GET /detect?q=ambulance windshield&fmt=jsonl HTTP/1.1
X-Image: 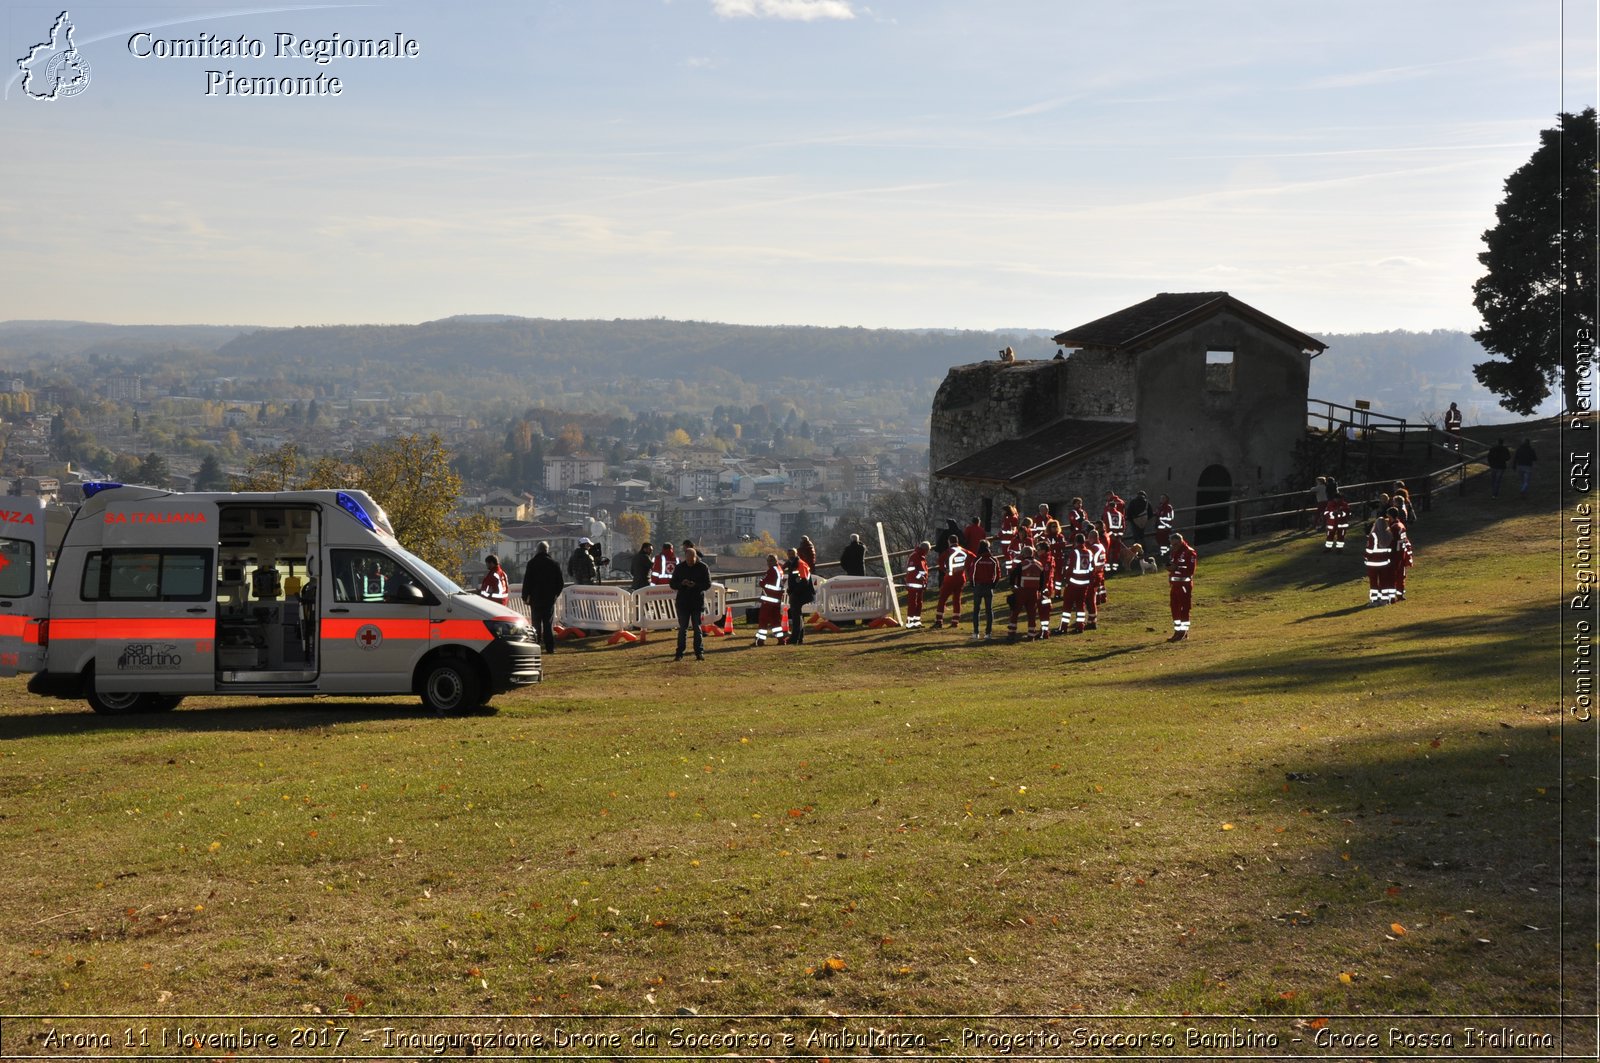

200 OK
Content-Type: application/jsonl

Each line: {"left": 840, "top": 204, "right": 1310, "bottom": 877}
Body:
{"left": 391, "top": 543, "right": 465, "bottom": 595}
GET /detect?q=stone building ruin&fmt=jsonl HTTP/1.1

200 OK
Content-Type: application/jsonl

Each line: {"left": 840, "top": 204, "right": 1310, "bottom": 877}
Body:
{"left": 930, "top": 292, "right": 1327, "bottom": 542}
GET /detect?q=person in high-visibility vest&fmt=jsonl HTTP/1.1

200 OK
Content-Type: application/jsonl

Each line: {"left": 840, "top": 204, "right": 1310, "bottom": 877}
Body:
{"left": 1156, "top": 495, "right": 1176, "bottom": 560}
{"left": 903, "top": 542, "right": 930, "bottom": 629}
{"left": 933, "top": 534, "right": 968, "bottom": 629}
{"left": 754, "top": 553, "right": 785, "bottom": 645}
{"left": 1364, "top": 518, "right": 1393, "bottom": 605}
{"left": 1166, "top": 532, "right": 1198, "bottom": 641}
{"left": 1323, "top": 493, "right": 1350, "bottom": 551}
{"left": 650, "top": 543, "right": 677, "bottom": 586}
{"left": 1101, "top": 492, "right": 1126, "bottom": 572}
{"left": 1385, "top": 508, "right": 1413, "bottom": 603}
{"left": 1063, "top": 533, "right": 1096, "bottom": 634}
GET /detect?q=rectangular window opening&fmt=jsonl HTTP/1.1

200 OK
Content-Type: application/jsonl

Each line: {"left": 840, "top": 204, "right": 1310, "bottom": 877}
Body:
{"left": 1205, "top": 349, "right": 1235, "bottom": 391}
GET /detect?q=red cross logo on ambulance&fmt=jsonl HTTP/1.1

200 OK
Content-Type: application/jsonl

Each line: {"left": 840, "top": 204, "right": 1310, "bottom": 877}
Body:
{"left": 356, "top": 624, "right": 383, "bottom": 650}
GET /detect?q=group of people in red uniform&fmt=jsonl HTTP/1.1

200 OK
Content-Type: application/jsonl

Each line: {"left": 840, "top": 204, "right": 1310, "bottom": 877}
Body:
{"left": 1312, "top": 475, "right": 1418, "bottom": 605}
{"left": 901, "top": 494, "right": 1199, "bottom": 642}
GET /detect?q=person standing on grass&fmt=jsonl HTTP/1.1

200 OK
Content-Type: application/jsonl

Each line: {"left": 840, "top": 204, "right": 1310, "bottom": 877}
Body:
{"left": 1386, "top": 508, "right": 1414, "bottom": 603}
{"left": 932, "top": 533, "right": 968, "bottom": 629}
{"left": 754, "top": 553, "right": 785, "bottom": 646}
{"left": 784, "top": 552, "right": 813, "bottom": 645}
{"left": 1443, "top": 401, "right": 1463, "bottom": 451}
{"left": 670, "top": 546, "right": 712, "bottom": 662}
{"left": 1514, "top": 439, "right": 1537, "bottom": 498}
{"left": 1323, "top": 491, "right": 1350, "bottom": 551}
{"left": 630, "top": 541, "right": 653, "bottom": 590}
{"left": 521, "top": 541, "right": 564, "bottom": 653}
{"left": 477, "top": 554, "right": 509, "bottom": 607}
{"left": 903, "top": 541, "right": 930, "bottom": 629}
{"left": 968, "top": 540, "right": 1000, "bottom": 641}
{"left": 1166, "top": 532, "right": 1197, "bottom": 641}
{"left": 1363, "top": 517, "right": 1393, "bottom": 605}
{"left": 839, "top": 533, "right": 866, "bottom": 576}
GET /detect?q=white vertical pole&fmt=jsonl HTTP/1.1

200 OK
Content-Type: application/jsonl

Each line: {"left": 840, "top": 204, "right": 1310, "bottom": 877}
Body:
{"left": 876, "top": 521, "right": 903, "bottom": 626}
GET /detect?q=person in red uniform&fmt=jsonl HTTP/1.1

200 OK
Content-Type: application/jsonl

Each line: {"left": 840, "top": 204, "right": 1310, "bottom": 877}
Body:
{"left": 903, "top": 541, "right": 930, "bottom": 629}
{"left": 650, "top": 543, "right": 677, "bottom": 586}
{"left": 933, "top": 534, "right": 969, "bottom": 628}
{"left": 1013, "top": 546, "right": 1044, "bottom": 639}
{"left": 1063, "top": 533, "right": 1095, "bottom": 634}
{"left": 1155, "top": 494, "right": 1176, "bottom": 561}
{"left": 963, "top": 516, "right": 986, "bottom": 553}
{"left": 754, "top": 553, "right": 785, "bottom": 644}
{"left": 997, "top": 504, "right": 1019, "bottom": 558}
{"left": 1035, "top": 523, "right": 1060, "bottom": 639}
{"left": 1101, "top": 492, "right": 1126, "bottom": 572}
{"left": 1363, "top": 517, "right": 1393, "bottom": 605}
{"left": 1166, "top": 532, "right": 1197, "bottom": 641}
{"left": 1443, "top": 402, "right": 1463, "bottom": 451}
{"left": 1090, "top": 521, "right": 1110, "bottom": 611}
{"left": 1324, "top": 492, "right": 1350, "bottom": 551}
{"left": 1386, "top": 508, "right": 1413, "bottom": 602}
{"left": 477, "top": 554, "right": 510, "bottom": 606}
{"left": 1065, "top": 497, "right": 1090, "bottom": 538}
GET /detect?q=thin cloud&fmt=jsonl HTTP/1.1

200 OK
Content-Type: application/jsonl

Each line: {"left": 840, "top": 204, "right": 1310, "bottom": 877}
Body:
{"left": 711, "top": 0, "right": 856, "bottom": 21}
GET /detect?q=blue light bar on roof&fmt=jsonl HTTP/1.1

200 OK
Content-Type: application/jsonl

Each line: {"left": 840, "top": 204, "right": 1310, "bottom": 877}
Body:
{"left": 335, "top": 491, "right": 379, "bottom": 532}
{"left": 81, "top": 481, "right": 125, "bottom": 498}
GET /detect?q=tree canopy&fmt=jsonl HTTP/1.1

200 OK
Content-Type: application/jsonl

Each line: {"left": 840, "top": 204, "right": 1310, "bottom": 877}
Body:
{"left": 1471, "top": 108, "right": 1598, "bottom": 414}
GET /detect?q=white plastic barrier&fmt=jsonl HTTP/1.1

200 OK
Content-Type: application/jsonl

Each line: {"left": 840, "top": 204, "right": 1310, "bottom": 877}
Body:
{"left": 814, "top": 575, "right": 895, "bottom": 623}
{"left": 555, "top": 585, "right": 635, "bottom": 636}
{"left": 634, "top": 584, "right": 731, "bottom": 633}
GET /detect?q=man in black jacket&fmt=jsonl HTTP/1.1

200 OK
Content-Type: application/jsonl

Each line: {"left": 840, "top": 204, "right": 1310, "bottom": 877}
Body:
{"left": 521, "top": 541, "right": 565, "bottom": 652}
{"left": 630, "top": 542, "right": 653, "bottom": 589}
{"left": 1486, "top": 439, "right": 1511, "bottom": 497}
{"left": 670, "top": 546, "right": 713, "bottom": 661}
{"left": 839, "top": 533, "right": 866, "bottom": 576}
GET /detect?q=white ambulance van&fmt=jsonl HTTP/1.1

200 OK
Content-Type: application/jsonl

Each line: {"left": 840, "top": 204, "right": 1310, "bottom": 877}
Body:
{"left": 3, "top": 483, "right": 541, "bottom": 714}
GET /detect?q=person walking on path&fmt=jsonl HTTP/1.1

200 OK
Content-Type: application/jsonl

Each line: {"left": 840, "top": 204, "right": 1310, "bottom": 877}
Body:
{"left": 1486, "top": 439, "right": 1511, "bottom": 498}
{"left": 1514, "top": 439, "right": 1537, "bottom": 498}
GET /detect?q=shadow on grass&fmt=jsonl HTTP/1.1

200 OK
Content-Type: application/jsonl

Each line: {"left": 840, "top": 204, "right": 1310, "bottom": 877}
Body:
{"left": 1208, "top": 716, "right": 1589, "bottom": 1013}
{"left": 0, "top": 699, "right": 494, "bottom": 739}
{"left": 1145, "top": 600, "right": 1553, "bottom": 694}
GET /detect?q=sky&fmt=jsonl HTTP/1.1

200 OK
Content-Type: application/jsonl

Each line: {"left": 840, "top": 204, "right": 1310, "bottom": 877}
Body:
{"left": 1, "top": 0, "right": 1594, "bottom": 336}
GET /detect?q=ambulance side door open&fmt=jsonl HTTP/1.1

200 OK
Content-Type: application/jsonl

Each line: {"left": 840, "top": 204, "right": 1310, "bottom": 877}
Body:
{"left": 316, "top": 546, "right": 436, "bottom": 693}
{"left": 0, "top": 497, "right": 49, "bottom": 677}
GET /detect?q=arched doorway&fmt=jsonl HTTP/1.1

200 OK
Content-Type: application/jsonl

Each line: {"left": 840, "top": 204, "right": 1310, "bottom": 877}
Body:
{"left": 1195, "top": 465, "right": 1232, "bottom": 545}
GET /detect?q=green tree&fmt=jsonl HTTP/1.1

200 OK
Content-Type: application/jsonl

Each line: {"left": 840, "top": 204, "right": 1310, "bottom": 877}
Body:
{"left": 135, "top": 452, "right": 171, "bottom": 488}
{"left": 1472, "top": 108, "right": 1598, "bottom": 413}
{"left": 194, "top": 452, "right": 227, "bottom": 491}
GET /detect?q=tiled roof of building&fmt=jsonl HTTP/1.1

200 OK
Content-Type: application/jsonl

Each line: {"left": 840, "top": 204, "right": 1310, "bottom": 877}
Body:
{"left": 1052, "top": 292, "right": 1326, "bottom": 354}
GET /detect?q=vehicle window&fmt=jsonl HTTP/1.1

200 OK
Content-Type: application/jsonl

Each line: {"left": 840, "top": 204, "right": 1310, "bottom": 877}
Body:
{"left": 82, "top": 549, "right": 213, "bottom": 602}
{"left": 0, "top": 537, "right": 34, "bottom": 598}
{"left": 329, "top": 549, "right": 428, "bottom": 606}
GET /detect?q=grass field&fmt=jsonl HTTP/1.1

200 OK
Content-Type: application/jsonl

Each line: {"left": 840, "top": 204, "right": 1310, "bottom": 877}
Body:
{"left": 0, "top": 455, "right": 1592, "bottom": 1056}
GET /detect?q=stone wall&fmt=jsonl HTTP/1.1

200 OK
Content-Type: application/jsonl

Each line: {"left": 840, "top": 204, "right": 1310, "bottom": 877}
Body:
{"left": 929, "top": 360, "right": 1067, "bottom": 474}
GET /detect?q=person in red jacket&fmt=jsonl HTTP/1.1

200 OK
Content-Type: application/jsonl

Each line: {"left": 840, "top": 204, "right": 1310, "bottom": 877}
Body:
{"left": 1101, "top": 492, "right": 1126, "bottom": 572}
{"left": 1013, "top": 546, "right": 1044, "bottom": 639}
{"left": 1065, "top": 496, "right": 1090, "bottom": 538}
{"left": 1364, "top": 517, "right": 1393, "bottom": 605}
{"left": 477, "top": 554, "right": 510, "bottom": 606}
{"left": 933, "top": 534, "right": 969, "bottom": 628}
{"left": 1386, "top": 508, "right": 1413, "bottom": 602}
{"left": 1035, "top": 522, "right": 1060, "bottom": 639}
{"left": 796, "top": 535, "right": 817, "bottom": 573}
{"left": 963, "top": 516, "right": 986, "bottom": 553}
{"left": 997, "top": 504, "right": 1019, "bottom": 558}
{"left": 903, "top": 541, "right": 930, "bottom": 629}
{"left": 968, "top": 540, "right": 1002, "bottom": 640}
{"left": 650, "top": 543, "right": 677, "bottom": 586}
{"left": 1166, "top": 532, "right": 1197, "bottom": 641}
{"left": 754, "top": 553, "right": 785, "bottom": 645}
{"left": 1323, "top": 492, "right": 1350, "bottom": 551}
{"left": 1063, "top": 533, "right": 1096, "bottom": 634}
{"left": 1155, "top": 494, "right": 1176, "bottom": 561}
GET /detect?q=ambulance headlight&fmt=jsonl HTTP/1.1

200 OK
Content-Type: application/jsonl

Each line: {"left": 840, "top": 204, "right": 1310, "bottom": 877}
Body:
{"left": 484, "top": 619, "right": 535, "bottom": 643}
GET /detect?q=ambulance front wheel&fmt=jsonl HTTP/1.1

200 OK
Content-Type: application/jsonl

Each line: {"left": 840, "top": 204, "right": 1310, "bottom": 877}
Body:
{"left": 420, "top": 658, "right": 483, "bottom": 714}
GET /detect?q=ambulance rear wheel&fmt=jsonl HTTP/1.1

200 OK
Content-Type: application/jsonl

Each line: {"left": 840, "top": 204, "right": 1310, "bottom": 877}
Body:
{"left": 420, "top": 659, "right": 482, "bottom": 714}
{"left": 87, "top": 688, "right": 161, "bottom": 715}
